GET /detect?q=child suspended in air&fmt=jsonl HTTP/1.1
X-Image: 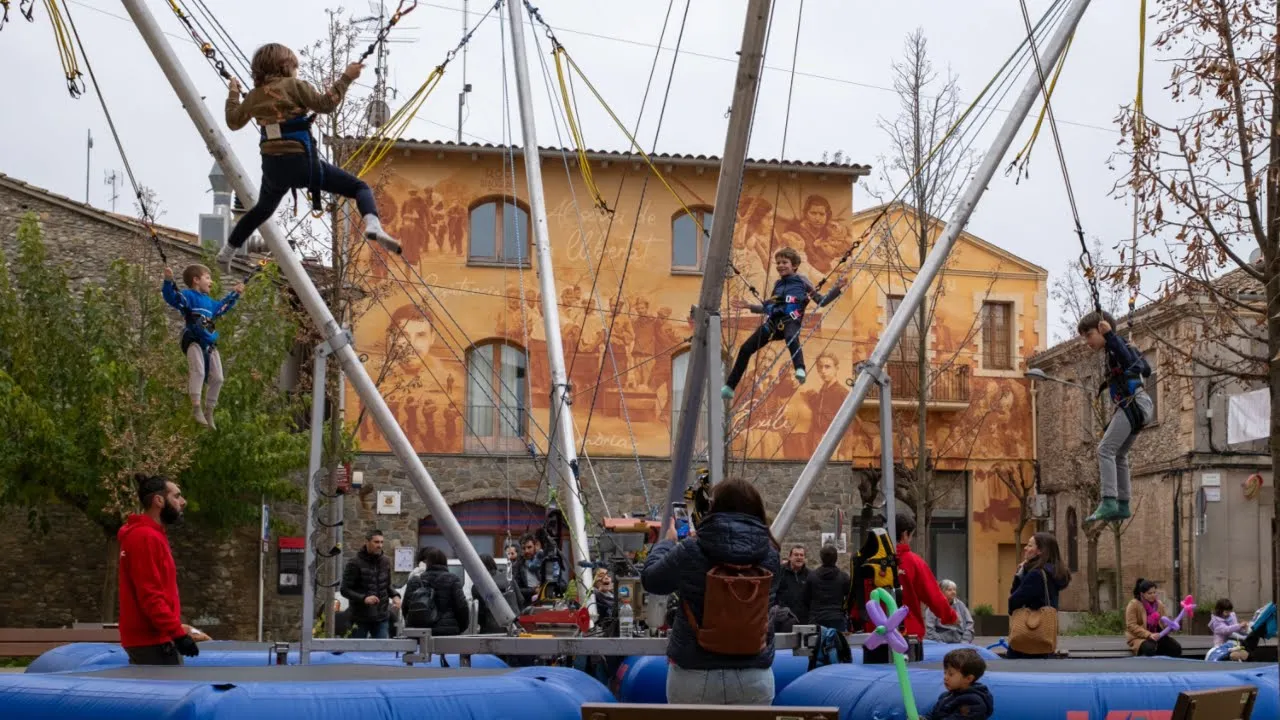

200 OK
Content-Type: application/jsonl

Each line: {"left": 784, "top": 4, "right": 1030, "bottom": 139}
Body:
{"left": 217, "top": 43, "right": 400, "bottom": 268}
{"left": 162, "top": 265, "right": 242, "bottom": 429}
{"left": 721, "top": 247, "right": 846, "bottom": 399}
{"left": 1077, "top": 311, "right": 1153, "bottom": 524}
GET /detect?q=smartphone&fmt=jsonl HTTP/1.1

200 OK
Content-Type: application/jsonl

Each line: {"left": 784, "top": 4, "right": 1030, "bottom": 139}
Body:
{"left": 672, "top": 502, "right": 690, "bottom": 539}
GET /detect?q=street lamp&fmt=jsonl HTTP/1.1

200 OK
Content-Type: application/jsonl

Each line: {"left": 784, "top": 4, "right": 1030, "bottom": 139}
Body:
{"left": 1024, "top": 368, "right": 1090, "bottom": 393}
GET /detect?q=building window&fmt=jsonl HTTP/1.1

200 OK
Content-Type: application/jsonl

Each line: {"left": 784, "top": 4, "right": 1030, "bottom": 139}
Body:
{"left": 670, "top": 350, "right": 724, "bottom": 449}
{"left": 1065, "top": 506, "right": 1079, "bottom": 572}
{"left": 465, "top": 341, "right": 529, "bottom": 453}
{"left": 469, "top": 198, "right": 531, "bottom": 265}
{"left": 982, "top": 301, "right": 1014, "bottom": 370}
{"left": 886, "top": 294, "right": 922, "bottom": 363}
{"left": 418, "top": 499, "right": 570, "bottom": 565}
{"left": 672, "top": 207, "right": 713, "bottom": 271}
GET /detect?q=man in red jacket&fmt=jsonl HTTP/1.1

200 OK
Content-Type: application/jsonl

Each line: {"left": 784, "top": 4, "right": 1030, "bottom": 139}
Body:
{"left": 118, "top": 474, "right": 199, "bottom": 665}
{"left": 894, "top": 512, "right": 957, "bottom": 639}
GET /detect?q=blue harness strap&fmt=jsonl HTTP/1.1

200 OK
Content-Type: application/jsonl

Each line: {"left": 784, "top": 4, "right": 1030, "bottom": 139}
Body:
{"left": 260, "top": 113, "right": 323, "bottom": 213}
{"left": 179, "top": 310, "right": 217, "bottom": 387}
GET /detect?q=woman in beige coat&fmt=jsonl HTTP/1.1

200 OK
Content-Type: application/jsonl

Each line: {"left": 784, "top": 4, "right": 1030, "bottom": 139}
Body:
{"left": 1124, "top": 578, "right": 1182, "bottom": 657}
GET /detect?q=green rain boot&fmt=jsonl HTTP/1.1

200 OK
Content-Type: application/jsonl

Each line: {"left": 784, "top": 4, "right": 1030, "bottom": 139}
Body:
{"left": 1085, "top": 497, "right": 1122, "bottom": 525}
{"left": 721, "top": 385, "right": 735, "bottom": 400}
{"left": 1116, "top": 499, "right": 1132, "bottom": 520}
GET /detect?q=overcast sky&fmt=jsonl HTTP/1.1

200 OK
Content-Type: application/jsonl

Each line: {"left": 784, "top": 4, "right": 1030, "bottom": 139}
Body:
{"left": 1, "top": 0, "right": 1170, "bottom": 340}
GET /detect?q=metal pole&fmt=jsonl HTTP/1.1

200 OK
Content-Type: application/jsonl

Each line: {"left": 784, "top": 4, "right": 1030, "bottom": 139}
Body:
{"left": 771, "top": 0, "right": 1094, "bottom": 538}
{"left": 876, "top": 369, "right": 897, "bottom": 544}
{"left": 301, "top": 344, "right": 328, "bottom": 665}
{"left": 120, "top": 0, "right": 516, "bottom": 628}
{"left": 85, "top": 130, "right": 92, "bottom": 204}
{"left": 664, "top": 0, "right": 774, "bottom": 531}
{"left": 706, "top": 313, "right": 725, "bottom": 485}
{"left": 505, "top": 0, "right": 592, "bottom": 607}
{"left": 257, "top": 496, "right": 266, "bottom": 642}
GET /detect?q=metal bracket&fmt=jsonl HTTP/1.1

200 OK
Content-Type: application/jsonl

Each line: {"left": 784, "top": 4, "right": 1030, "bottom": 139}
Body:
{"left": 317, "top": 329, "right": 354, "bottom": 358}
{"left": 856, "top": 360, "right": 890, "bottom": 387}
{"left": 792, "top": 624, "right": 819, "bottom": 658}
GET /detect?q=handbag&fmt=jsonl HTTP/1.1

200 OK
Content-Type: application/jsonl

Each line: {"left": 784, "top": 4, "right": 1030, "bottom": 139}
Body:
{"left": 1008, "top": 568, "right": 1058, "bottom": 655}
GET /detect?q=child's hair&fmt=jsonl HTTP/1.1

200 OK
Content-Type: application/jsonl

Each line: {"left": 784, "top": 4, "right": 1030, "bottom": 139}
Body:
{"left": 774, "top": 247, "right": 802, "bottom": 267}
{"left": 1132, "top": 577, "right": 1157, "bottom": 599}
{"left": 942, "top": 648, "right": 986, "bottom": 680}
{"left": 182, "top": 264, "right": 211, "bottom": 288}
{"left": 1215, "top": 598, "right": 1234, "bottom": 616}
{"left": 1076, "top": 310, "right": 1118, "bottom": 336}
{"left": 250, "top": 43, "right": 299, "bottom": 86}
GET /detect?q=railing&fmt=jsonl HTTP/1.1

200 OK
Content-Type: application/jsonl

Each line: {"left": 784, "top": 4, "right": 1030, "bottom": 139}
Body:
{"left": 868, "top": 361, "right": 970, "bottom": 405}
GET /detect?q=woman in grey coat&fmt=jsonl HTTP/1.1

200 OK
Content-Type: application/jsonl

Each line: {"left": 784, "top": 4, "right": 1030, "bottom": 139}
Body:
{"left": 924, "top": 579, "right": 974, "bottom": 644}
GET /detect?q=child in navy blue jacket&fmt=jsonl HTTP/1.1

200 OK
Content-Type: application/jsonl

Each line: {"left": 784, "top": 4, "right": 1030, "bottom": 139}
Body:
{"left": 1077, "top": 311, "right": 1153, "bottom": 524}
{"left": 722, "top": 247, "right": 845, "bottom": 399}
{"left": 923, "top": 648, "right": 994, "bottom": 720}
{"left": 163, "top": 264, "right": 242, "bottom": 429}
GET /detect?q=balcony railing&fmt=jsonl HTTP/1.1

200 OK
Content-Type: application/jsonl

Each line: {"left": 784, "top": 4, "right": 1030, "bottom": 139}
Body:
{"left": 868, "top": 361, "right": 970, "bottom": 406}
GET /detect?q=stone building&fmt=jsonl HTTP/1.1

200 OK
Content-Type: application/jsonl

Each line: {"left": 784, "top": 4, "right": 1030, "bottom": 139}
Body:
{"left": 1030, "top": 269, "right": 1275, "bottom": 613}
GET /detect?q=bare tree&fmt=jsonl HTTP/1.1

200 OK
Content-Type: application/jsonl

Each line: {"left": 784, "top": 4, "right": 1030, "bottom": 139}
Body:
{"left": 996, "top": 462, "right": 1037, "bottom": 549}
{"left": 868, "top": 28, "right": 981, "bottom": 560}
{"left": 1050, "top": 238, "right": 1127, "bottom": 342}
{"left": 1114, "top": 0, "right": 1278, "bottom": 620}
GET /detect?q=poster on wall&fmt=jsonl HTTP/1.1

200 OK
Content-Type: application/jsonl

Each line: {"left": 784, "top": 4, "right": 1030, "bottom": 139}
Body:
{"left": 277, "top": 536, "right": 304, "bottom": 595}
{"left": 820, "top": 532, "right": 848, "bottom": 554}
{"left": 394, "top": 546, "right": 415, "bottom": 573}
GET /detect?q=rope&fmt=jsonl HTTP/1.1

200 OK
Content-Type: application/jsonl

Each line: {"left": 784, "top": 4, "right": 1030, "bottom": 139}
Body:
{"left": 185, "top": 0, "right": 252, "bottom": 81}
{"left": 43, "top": 0, "right": 85, "bottom": 97}
{"left": 61, "top": 0, "right": 166, "bottom": 263}
{"left": 1127, "top": 0, "right": 1148, "bottom": 326}
{"left": 356, "top": 0, "right": 416, "bottom": 64}
{"left": 1004, "top": 33, "right": 1074, "bottom": 181}
{"left": 165, "top": 0, "right": 242, "bottom": 85}
{"left": 553, "top": 46, "right": 611, "bottom": 212}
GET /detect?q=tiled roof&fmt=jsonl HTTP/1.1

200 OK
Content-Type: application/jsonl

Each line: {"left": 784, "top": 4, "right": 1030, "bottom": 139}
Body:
{"left": 333, "top": 137, "right": 872, "bottom": 177}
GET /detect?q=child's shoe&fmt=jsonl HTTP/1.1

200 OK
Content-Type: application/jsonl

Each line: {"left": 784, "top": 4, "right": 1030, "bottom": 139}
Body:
{"left": 364, "top": 214, "right": 402, "bottom": 255}
{"left": 193, "top": 404, "right": 209, "bottom": 427}
{"left": 1117, "top": 499, "right": 1131, "bottom": 519}
{"left": 215, "top": 243, "right": 237, "bottom": 271}
{"left": 795, "top": 368, "right": 807, "bottom": 384}
{"left": 204, "top": 403, "right": 217, "bottom": 431}
{"left": 1085, "top": 497, "right": 1122, "bottom": 525}
{"left": 721, "top": 385, "right": 734, "bottom": 400}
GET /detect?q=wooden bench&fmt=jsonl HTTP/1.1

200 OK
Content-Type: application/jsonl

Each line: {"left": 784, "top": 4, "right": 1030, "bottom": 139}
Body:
{"left": 0, "top": 627, "right": 120, "bottom": 657}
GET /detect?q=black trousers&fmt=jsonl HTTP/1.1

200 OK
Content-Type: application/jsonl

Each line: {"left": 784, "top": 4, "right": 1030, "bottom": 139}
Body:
{"left": 725, "top": 318, "right": 804, "bottom": 389}
{"left": 1137, "top": 634, "right": 1182, "bottom": 658}
{"left": 228, "top": 154, "right": 377, "bottom": 248}
{"left": 125, "top": 641, "right": 183, "bottom": 666}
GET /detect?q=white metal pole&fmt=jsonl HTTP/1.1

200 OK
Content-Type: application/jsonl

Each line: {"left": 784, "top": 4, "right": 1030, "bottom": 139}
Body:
{"left": 300, "top": 345, "right": 327, "bottom": 665}
{"left": 665, "top": 0, "right": 774, "bottom": 531}
{"left": 120, "top": 0, "right": 517, "bottom": 627}
{"left": 771, "top": 0, "right": 1094, "bottom": 539}
{"left": 505, "top": 0, "right": 592, "bottom": 607}
{"left": 257, "top": 496, "right": 266, "bottom": 642}
{"left": 877, "top": 371, "right": 897, "bottom": 544}
{"left": 706, "top": 313, "right": 726, "bottom": 485}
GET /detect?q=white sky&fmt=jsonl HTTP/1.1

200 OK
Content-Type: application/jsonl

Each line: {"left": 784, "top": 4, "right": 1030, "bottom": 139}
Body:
{"left": 0, "top": 0, "right": 1172, "bottom": 340}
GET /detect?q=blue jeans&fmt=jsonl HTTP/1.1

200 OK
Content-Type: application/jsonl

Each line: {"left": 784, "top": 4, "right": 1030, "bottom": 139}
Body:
{"left": 227, "top": 153, "right": 377, "bottom": 248}
{"left": 666, "top": 664, "right": 775, "bottom": 705}
{"left": 350, "top": 619, "right": 389, "bottom": 639}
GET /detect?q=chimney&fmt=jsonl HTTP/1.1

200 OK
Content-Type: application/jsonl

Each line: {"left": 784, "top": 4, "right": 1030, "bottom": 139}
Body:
{"left": 199, "top": 163, "right": 264, "bottom": 254}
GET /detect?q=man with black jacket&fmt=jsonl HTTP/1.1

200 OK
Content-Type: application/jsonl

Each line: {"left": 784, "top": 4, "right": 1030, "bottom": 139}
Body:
{"left": 775, "top": 545, "right": 810, "bottom": 624}
{"left": 340, "top": 530, "right": 399, "bottom": 639}
{"left": 803, "top": 543, "right": 851, "bottom": 631}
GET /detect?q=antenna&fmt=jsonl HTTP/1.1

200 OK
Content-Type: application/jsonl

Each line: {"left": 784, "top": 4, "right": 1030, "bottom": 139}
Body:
{"left": 103, "top": 169, "right": 121, "bottom": 212}
{"left": 457, "top": 0, "right": 471, "bottom": 142}
{"left": 354, "top": 0, "right": 413, "bottom": 129}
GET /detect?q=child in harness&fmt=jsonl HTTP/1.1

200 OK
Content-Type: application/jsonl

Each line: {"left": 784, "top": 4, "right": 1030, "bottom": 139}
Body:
{"left": 162, "top": 264, "right": 242, "bottom": 429}
{"left": 1077, "top": 311, "right": 1153, "bottom": 525}
{"left": 218, "top": 43, "right": 400, "bottom": 269}
{"left": 721, "top": 247, "right": 846, "bottom": 399}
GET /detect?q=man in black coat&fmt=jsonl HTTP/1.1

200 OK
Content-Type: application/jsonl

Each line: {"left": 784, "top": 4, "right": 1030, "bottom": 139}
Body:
{"left": 774, "top": 545, "right": 810, "bottom": 624}
{"left": 340, "top": 530, "right": 399, "bottom": 639}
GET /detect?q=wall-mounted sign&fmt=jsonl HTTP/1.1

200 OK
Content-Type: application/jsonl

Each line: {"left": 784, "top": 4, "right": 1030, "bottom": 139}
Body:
{"left": 277, "top": 536, "right": 304, "bottom": 595}
{"left": 377, "top": 490, "right": 401, "bottom": 515}
{"left": 394, "top": 546, "right": 415, "bottom": 573}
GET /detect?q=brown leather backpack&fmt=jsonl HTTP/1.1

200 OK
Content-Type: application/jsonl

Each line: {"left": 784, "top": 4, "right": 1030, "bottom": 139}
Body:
{"left": 682, "top": 562, "right": 772, "bottom": 655}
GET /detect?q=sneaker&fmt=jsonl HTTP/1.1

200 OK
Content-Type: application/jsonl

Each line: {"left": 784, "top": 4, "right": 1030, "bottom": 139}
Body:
{"left": 204, "top": 404, "right": 217, "bottom": 431}
{"left": 795, "top": 368, "right": 807, "bottom": 384}
{"left": 364, "top": 214, "right": 402, "bottom": 255}
{"left": 215, "top": 243, "right": 237, "bottom": 271}
{"left": 1085, "top": 497, "right": 1122, "bottom": 525}
{"left": 1116, "top": 499, "right": 1131, "bottom": 519}
{"left": 193, "top": 405, "right": 209, "bottom": 427}
{"left": 720, "top": 384, "right": 735, "bottom": 400}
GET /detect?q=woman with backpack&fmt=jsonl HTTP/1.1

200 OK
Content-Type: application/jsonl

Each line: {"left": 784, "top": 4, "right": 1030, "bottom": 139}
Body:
{"left": 641, "top": 478, "right": 781, "bottom": 705}
{"left": 403, "top": 547, "right": 469, "bottom": 635}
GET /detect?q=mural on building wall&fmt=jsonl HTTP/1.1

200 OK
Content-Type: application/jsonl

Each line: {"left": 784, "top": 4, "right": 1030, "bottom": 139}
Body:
{"left": 348, "top": 158, "right": 1041, "bottom": 481}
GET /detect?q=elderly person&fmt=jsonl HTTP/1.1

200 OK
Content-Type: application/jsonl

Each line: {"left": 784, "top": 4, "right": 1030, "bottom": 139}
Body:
{"left": 924, "top": 579, "right": 974, "bottom": 644}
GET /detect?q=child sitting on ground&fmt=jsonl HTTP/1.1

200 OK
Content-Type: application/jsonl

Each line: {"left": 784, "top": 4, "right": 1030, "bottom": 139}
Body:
{"left": 162, "top": 265, "right": 242, "bottom": 429}
{"left": 1077, "top": 311, "right": 1153, "bottom": 524}
{"left": 923, "top": 648, "right": 994, "bottom": 720}
{"left": 1208, "top": 597, "right": 1251, "bottom": 661}
{"left": 722, "top": 247, "right": 846, "bottom": 399}
{"left": 217, "top": 42, "right": 400, "bottom": 268}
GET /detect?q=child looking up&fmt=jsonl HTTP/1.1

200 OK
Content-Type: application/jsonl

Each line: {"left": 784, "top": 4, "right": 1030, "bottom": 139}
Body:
{"left": 722, "top": 247, "right": 846, "bottom": 399}
{"left": 1077, "top": 311, "right": 1152, "bottom": 524}
{"left": 923, "top": 648, "right": 994, "bottom": 720}
{"left": 218, "top": 43, "right": 400, "bottom": 268}
{"left": 162, "top": 265, "right": 242, "bottom": 429}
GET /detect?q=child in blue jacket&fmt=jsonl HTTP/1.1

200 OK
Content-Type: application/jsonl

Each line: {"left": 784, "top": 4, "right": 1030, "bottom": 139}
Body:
{"left": 1077, "top": 311, "right": 1153, "bottom": 524}
{"left": 162, "top": 264, "right": 242, "bottom": 429}
{"left": 722, "top": 247, "right": 846, "bottom": 399}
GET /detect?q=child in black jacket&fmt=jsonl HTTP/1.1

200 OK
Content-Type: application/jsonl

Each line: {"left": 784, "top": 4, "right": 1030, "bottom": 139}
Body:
{"left": 924, "top": 648, "right": 994, "bottom": 720}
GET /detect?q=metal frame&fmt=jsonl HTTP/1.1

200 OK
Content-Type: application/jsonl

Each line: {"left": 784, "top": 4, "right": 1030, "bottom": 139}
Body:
{"left": 771, "top": 0, "right": 1094, "bottom": 538}
{"left": 705, "top": 313, "right": 726, "bottom": 485}
{"left": 121, "top": 0, "right": 516, "bottom": 631}
{"left": 864, "top": 363, "right": 897, "bottom": 542}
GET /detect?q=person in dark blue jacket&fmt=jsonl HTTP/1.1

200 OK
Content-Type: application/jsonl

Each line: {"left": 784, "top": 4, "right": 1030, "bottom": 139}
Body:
{"left": 722, "top": 247, "right": 846, "bottom": 399}
{"left": 641, "top": 478, "right": 781, "bottom": 705}
{"left": 923, "top": 648, "right": 994, "bottom": 720}
{"left": 1077, "top": 311, "right": 1153, "bottom": 524}
{"left": 162, "top": 264, "right": 242, "bottom": 429}
{"left": 1006, "top": 532, "right": 1071, "bottom": 659}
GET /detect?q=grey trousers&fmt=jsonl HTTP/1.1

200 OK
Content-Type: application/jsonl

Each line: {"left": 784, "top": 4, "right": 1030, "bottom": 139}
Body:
{"left": 1098, "top": 389, "right": 1153, "bottom": 501}
{"left": 186, "top": 344, "right": 224, "bottom": 407}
